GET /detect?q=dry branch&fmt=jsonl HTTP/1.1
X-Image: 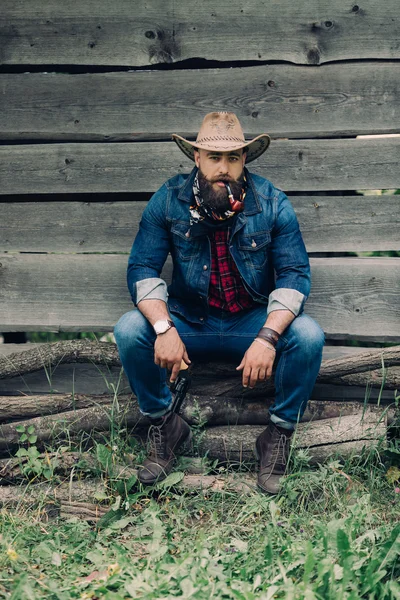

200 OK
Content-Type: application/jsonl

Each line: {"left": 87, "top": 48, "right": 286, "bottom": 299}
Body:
{"left": 59, "top": 501, "right": 109, "bottom": 522}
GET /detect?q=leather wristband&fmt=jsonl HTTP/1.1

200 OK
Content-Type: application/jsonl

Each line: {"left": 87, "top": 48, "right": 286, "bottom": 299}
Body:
{"left": 257, "top": 327, "right": 280, "bottom": 348}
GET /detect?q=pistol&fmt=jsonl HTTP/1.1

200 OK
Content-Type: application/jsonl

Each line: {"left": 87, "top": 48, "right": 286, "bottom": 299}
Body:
{"left": 169, "top": 362, "right": 191, "bottom": 414}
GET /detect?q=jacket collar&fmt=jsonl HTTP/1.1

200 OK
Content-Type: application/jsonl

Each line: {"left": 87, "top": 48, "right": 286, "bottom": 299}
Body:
{"left": 177, "top": 167, "right": 262, "bottom": 216}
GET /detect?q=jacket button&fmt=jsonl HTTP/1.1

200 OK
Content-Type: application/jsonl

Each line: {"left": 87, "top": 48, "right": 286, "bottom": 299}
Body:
{"left": 203, "top": 265, "right": 208, "bottom": 271}
{"left": 199, "top": 317, "right": 204, "bottom": 321}
{"left": 251, "top": 240, "right": 257, "bottom": 248}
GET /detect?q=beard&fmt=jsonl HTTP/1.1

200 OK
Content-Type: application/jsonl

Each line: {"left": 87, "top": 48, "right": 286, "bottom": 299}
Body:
{"left": 197, "top": 168, "right": 245, "bottom": 213}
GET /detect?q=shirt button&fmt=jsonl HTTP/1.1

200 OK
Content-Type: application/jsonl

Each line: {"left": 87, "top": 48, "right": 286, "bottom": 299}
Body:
{"left": 203, "top": 265, "right": 208, "bottom": 271}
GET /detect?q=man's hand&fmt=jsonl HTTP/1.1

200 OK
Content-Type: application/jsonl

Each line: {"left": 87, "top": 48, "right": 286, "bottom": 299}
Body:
{"left": 236, "top": 340, "right": 275, "bottom": 388}
{"left": 154, "top": 328, "right": 191, "bottom": 383}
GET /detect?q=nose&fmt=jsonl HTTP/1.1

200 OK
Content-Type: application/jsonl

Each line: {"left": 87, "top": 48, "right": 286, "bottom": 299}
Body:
{"left": 217, "top": 157, "right": 230, "bottom": 175}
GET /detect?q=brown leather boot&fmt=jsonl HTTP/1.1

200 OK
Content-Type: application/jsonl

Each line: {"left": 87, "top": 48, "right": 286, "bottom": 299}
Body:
{"left": 254, "top": 421, "right": 293, "bottom": 495}
{"left": 138, "top": 412, "right": 192, "bottom": 485}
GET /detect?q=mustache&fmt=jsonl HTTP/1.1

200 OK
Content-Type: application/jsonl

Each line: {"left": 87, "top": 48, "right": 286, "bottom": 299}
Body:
{"left": 211, "top": 177, "right": 235, "bottom": 183}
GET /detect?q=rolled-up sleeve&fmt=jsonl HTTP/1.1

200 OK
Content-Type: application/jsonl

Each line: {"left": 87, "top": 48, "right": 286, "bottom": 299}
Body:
{"left": 136, "top": 278, "right": 168, "bottom": 304}
{"left": 268, "top": 191, "right": 310, "bottom": 316}
{"left": 267, "top": 287, "right": 305, "bottom": 316}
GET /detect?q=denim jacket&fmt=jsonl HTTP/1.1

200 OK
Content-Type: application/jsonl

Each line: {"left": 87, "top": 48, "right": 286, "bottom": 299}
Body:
{"left": 127, "top": 167, "right": 310, "bottom": 324}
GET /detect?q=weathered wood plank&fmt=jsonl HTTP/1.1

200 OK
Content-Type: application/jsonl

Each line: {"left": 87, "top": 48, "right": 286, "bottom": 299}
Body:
{"left": 1, "top": 64, "right": 400, "bottom": 140}
{"left": 1, "top": 138, "right": 400, "bottom": 195}
{"left": 1, "top": 0, "right": 400, "bottom": 66}
{"left": 0, "top": 255, "right": 399, "bottom": 340}
{"left": 1, "top": 195, "right": 399, "bottom": 253}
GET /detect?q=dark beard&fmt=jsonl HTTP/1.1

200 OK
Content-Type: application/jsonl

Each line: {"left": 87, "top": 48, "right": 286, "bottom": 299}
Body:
{"left": 198, "top": 169, "right": 245, "bottom": 213}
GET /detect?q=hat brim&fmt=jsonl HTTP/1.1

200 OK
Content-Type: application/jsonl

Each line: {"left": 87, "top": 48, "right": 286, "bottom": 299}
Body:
{"left": 171, "top": 133, "right": 271, "bottom": 164}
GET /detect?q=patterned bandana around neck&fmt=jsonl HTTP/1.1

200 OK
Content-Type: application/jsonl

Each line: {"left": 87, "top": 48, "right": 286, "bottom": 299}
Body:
{"left": 190, "top": 172, "right": 247, "bottom": 225}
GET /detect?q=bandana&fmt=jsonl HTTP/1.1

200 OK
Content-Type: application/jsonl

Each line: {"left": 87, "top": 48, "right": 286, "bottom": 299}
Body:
{"left": 189, "top": 172, "right": 247, "bottom": 226}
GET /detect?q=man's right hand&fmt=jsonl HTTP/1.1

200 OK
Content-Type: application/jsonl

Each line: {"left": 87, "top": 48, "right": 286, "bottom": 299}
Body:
{"left": 154, "top": 328, "right": 191, "bottom": 383}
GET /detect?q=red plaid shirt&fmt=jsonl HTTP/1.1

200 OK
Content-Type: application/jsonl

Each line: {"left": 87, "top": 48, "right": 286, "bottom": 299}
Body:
{"left": 208, "top": 229, "right": 256, "bottom": 313}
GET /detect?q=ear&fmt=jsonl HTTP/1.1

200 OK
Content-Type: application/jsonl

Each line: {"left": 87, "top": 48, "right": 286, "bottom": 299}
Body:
{"left": 194, "top": 149, "right": 200, "bottom": 168}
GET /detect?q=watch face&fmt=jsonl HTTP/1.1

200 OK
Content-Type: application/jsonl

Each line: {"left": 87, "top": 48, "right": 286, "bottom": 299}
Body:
{"left": 154, "top": 320, "right": 170, "bottom": 334}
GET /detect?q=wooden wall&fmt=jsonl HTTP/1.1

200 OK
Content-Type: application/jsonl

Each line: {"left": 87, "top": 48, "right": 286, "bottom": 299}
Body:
{"left": 1, "top": 0, "right": 399, "bottom": 341}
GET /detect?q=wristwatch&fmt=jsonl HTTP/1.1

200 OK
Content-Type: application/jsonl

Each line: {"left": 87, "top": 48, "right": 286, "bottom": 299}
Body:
{"left": 153, "top": 319, "right": 176, "bottom": 335}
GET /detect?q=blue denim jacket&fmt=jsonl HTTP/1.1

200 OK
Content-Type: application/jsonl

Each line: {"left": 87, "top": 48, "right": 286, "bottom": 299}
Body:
{"left": 127, "top": 167, "right": 310, "bottom": 324}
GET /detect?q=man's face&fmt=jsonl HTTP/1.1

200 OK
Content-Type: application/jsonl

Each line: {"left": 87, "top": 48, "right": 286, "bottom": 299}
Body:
{"left": 194, "top": 149, "right": 246, "bottom": 212}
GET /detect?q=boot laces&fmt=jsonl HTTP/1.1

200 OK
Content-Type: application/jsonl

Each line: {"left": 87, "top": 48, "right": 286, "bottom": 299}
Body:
{"left": 147, "top": 423, "right": 166, "bottom": 459}
{"left": 271, "top": 433, "right": 287, "bottom": 468}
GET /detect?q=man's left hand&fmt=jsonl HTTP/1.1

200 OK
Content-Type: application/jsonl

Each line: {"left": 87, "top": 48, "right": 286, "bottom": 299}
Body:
{"left": 236, "top": 341, "right": 275, "bottom": 388}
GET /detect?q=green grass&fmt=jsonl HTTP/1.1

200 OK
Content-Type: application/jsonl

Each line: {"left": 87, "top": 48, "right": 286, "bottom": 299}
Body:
{"left": 0, "top": 440, "right": 399, "bottom": 599}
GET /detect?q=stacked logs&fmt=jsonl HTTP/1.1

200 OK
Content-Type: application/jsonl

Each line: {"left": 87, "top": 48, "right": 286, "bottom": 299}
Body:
{"left": 0, "top": 341, "right": 398, "bottom": 464}
{"left": 0, "top": 341, "right": 398, "bottom": 515}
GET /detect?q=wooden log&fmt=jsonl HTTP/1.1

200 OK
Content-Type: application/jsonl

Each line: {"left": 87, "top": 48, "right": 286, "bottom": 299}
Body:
{"left": 0, "top": 400, "right": 390, "bottom": 466}
{"left": 2, "top": 138, "right": 400, "bottom": 195}
{"left": 0, "top": 358, "right": 396, "bottom": 402}
{"left": 197, "top": 411, "right": 387, "bottom": 465}
{"left": 2, "top": 195, "right": 399, "bottom": 254}
{"left": 0, "top": 451, "right": 136, "bottom": 485}
{"left": 0, "top": 340, "right": 121, "bottom": 380}
{"left": 2, "top": 64, "right": 400, "bottom": 141}
{"left": 0, "top": 393, "right": 118, "bottom": 421}
{"left": 0, "top": 388, "right": 395, "bottom": 427}
{"left": 0, "top": 401, "right": 143, "bottom": 454}
{"left": 0, "top": 479, "right": 106, "bottom": 506}
{"left": 2, "top": 0, "right": 400, "bottom": 66}
{"left": 1, "top": 340, "right": 400, "bottom": 382}
{"left": 0, "top": 474, "right": 258, "bottom": 511}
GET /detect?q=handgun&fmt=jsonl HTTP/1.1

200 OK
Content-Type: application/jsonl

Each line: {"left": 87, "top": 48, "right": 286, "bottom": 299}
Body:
{"left": 169, "top": 361, "right": 191, "bottom": 415}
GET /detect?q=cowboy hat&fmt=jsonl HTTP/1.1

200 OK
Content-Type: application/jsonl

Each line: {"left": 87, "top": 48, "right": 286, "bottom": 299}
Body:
{"left": 172, "top": 112, "right": 271, "bottom": 164}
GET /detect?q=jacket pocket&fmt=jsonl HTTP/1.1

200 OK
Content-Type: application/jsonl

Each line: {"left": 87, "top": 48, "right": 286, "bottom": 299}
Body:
{"left": 237, "top": 230, "right": 271, "bottom": 271}
{"left": 171, "top": 221, "right": 200, "bottom": 261}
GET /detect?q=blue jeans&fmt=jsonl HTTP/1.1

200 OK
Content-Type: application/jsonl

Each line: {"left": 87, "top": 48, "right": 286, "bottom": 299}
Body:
{"left": 114, "top": 306, "right": 325, "bottom": 429}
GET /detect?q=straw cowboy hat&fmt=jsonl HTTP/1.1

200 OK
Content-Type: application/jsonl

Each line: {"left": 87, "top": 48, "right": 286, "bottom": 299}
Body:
{"left": 172, "top": 112, "right": 271, "bottom": 164}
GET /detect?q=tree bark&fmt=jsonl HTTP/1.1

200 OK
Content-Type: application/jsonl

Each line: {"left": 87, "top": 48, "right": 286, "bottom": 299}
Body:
{"left": 1, "top": 340, "right": 399, "bottom": 388}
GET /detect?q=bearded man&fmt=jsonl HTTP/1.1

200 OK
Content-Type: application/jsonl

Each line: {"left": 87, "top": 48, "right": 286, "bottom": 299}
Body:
{"left": 114, "top": 112, "right": 324, "bottom": 494}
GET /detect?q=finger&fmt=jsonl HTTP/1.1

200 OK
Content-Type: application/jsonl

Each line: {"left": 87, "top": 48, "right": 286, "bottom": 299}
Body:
{"left": 249, "top": 368, "right": 259, "bottom": 389}
{"left": 266, "top": 364, "right": 273, "bottom": 379}
{"left": 258, "top": 369, "right": 266, "bottom": 381}
{"left": 170, "top": 361, "right": 181, "bottom": 383}
{"left": 236, "top": 357, "right": 245, "bottom": 371}
{"left": 242, "top": 366, "right": 251, "bottom": 387}
{"left": 183, "top": 350, "right": 191, "bottom": 365}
